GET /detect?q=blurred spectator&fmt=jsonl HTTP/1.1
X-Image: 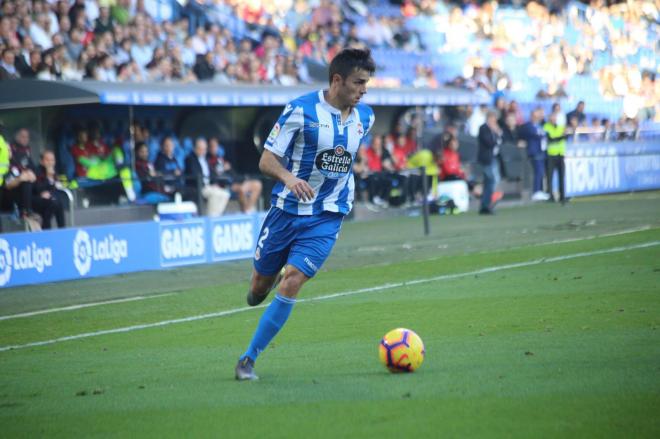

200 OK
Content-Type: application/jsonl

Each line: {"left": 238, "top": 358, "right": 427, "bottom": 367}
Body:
{"left": 566, "top": 101, "right": 586, "bottom": 126}
{"left": 588, "top": 117, "right": 602, "bottom": 142}
{"left": 500, "top": 111, "right": 519, "bottom": 144}
{"left": 412, "top": 64, "right": 438, "bottom": 89}
{"left": 0, "top": 48, "right": 19, "bottom": 80}
{"left": 467, "top": 105, "right": 488, "bottom": 138}
{"left": 193, "top": 52, "right": 215, "bottom": 81}
{"left": 352, "top": 146, "right": 369, "bottom": 203}
{"left": 551, "top": 102, "right": 566, "bottom": 127}
{"left": 17, "top": 49, "right": 41, "bottom": 78}
{"left": 2, "top": 129, "right": 42, "bottom": 229}
{"left": 390, "top": 134, "right": 409, "bottom": 172}
{"left": 207, "top": 137, "right": 262, "bottom": 214}
{"left": 184, "top": 137, "right": 230, "bottom": 217}
{"left": 94, "top": 6, "right": 114, "bottom": 35}
{"left": 439, "top": 136, "right": 466, "bottom": 182}
{"left": 518, "top": 108, "right": 550, "bottom": 201}
{"left": 154, "top": 136, "right": 183, "bottom": 197}
{"left": 477, "top": 111, "right": 502, "bottom": 215}
{"left": 357, "top": 15, "right": 394, "bottom": 48}
{"left": 134, "top": 141, "right": 168, "bottom": 199}
{"left": 34, "top": 150, "right": 66, "bottom": 229}
{"left": 365, "top": 135, "right": 395, "bottom": 207}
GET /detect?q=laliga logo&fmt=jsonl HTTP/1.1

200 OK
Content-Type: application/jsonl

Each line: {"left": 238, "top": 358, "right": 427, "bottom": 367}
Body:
{"left": 0, "top": 239, "right": 12, "bottom": 287}
{"left": 0, "top": 238, "right": 53, "bottom": 287}
{"left": 73, "top": 230, "right": 92, "bottom": 276}
{"left": 73, "top": 229, "right": 129, "bottom": 276}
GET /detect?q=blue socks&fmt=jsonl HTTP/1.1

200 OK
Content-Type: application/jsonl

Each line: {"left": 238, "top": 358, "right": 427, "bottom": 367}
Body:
{"left": 241, "top": 293, "right": 295, "bottom": 362}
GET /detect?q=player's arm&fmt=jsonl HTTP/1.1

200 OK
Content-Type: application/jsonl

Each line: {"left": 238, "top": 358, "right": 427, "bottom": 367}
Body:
{"left": 259, "top": 150, "right": 314, "bottom": 202}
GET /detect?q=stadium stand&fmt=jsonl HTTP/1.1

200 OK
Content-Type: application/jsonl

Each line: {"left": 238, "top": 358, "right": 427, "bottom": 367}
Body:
{"left": 0, "top": 0, "right": 659, "bottom": 229}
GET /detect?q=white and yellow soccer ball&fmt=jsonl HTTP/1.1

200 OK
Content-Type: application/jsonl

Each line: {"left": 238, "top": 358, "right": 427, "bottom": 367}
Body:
{"left": 378, "top": 328, "right": 425, "bottom": 373}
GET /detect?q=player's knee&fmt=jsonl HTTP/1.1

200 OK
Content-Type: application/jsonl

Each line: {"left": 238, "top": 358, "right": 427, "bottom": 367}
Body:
{"left": 279, "top": 266, "right": 308, "bottom": 298}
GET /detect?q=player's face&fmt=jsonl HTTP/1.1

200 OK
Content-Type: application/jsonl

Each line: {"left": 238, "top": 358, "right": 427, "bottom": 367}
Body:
{"left": 339, "top": 68, "right": 370, "bottom": 107}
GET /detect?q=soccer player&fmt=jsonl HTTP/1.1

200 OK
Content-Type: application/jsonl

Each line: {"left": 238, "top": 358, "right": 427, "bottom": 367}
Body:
{"left": 235, "top": 48, "right": 376, "bottom": 380}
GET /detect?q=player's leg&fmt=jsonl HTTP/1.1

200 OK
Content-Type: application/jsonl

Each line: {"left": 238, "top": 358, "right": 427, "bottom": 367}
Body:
{"left": 236, "top": 264, "right": 309, "bottom": 379}
{"left": 236, "top": 212, "right": 342, "bottom": 380}
{"left": 246, "top": 208, "right": 293, "bottom": 306}
{"left": 247, "top": 267, "right": 284, "bottom": 306}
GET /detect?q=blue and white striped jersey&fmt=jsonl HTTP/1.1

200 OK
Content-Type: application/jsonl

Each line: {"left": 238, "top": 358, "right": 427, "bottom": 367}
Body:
{"left": 264, "top": 90, "right": 375, "bottom": 216}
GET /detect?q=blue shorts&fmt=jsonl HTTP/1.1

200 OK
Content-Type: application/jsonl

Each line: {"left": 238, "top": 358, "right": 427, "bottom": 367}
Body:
{"left": 253, "top": 207, "right": 344, "bottom": 278}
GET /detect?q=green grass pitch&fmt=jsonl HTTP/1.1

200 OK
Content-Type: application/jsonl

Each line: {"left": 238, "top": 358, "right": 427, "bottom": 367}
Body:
{"left": 1, "top": 193, "right": 659, "bottom": 438}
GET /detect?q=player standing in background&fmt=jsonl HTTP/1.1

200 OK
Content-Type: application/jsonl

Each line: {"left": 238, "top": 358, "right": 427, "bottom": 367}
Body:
{"left": 235, "top": 48, "right": 376, "bottom": 380}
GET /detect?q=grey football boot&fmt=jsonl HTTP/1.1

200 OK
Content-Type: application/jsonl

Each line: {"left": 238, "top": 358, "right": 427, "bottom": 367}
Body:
{"left": 235, "top": 357, "right": 258, "bottom": 381}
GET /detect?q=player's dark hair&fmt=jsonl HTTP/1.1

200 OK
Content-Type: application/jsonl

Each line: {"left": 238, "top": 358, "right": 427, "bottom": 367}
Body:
{"left": 328, "top": 47, "right": 375, "bottom": 84}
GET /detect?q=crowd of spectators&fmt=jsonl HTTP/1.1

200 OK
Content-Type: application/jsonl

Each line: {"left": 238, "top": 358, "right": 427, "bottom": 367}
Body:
{"left": 353, "top": 88, "right": 647, "bottom": 214}
{"left": 397, "top": 0, "right": 659, "bottom": 121}
{"left": 71, "top": 121, "right": 264, "bottom": 215}
{"left": 0, "top": 0, "right": 657, "bottom": 120}
{"left": 0, "top": 0, "right": 356, "bottom": 85}
{"left": 0, "top": 119, "right": 263, "bottom": 230}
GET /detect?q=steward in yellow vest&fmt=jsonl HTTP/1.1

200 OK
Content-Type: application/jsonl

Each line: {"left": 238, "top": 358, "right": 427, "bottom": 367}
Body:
{"left": 543, "top": 113, "right": 570, "bottom": 203}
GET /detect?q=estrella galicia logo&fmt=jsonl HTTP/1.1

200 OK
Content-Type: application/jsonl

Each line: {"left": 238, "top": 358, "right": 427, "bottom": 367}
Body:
{"left": 315, "top": 145, "right": 352, "bottom": 179}
{"left": 73, "top": 230, "right": 92, "bottom": 276}
{"left": 0, "top": 238, "right": 12, "bottom": 287}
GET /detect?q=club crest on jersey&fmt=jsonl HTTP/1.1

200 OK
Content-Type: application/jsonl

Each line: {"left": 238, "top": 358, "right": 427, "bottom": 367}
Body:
{"left": 357, "top": 122, "right": 364, "bottom": 136}
{"left": 315, "top": 145, "right": 352, "bottom": 179}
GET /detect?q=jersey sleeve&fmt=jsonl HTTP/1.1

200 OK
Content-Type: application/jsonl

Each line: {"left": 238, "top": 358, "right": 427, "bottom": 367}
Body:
{"left": 264, "top": 102, "right": 303, "bottom": 158}
{"left": 364, "top": 108, "right": 375, "bottom": 136}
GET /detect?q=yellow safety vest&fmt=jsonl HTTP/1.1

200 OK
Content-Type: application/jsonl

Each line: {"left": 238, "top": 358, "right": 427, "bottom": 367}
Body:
{"left": 0, "top": 135, "right": 9, "bottom": 186}
{"left": 543, "top": 122, "right": 566, "bottom": 156}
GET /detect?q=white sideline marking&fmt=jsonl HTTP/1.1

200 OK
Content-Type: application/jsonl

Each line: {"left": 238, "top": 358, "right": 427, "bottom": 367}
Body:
{"left": 0, "top": 293, "right": 174, "bottom": 322}
{"left": 0, "top": 240, "right": 658, "bottom": 354}
{"left": 531, "top": 225, "right": 652, "bottom": 247}
{"left": 0, "top": 226, "right": 653, "bottom": 322}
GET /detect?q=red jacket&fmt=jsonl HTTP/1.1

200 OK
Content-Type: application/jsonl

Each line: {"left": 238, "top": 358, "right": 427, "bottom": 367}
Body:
{"left": 71, "top": 141, "right": 110, "bottom": 177}
{"left": 440, "top": 147, "right": 465, "bottom": 180}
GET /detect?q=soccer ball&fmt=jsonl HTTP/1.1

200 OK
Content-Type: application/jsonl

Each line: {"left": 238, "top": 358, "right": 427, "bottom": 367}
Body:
{"left": 378, "top": 328, "right": 425, "bottom": 373}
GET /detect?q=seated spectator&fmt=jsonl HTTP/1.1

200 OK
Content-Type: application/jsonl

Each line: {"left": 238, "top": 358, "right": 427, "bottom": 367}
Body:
{"left": 0, "top": 48, "right": 19, "bottom": 80}
{"left": 154, "top": 136, "right": 183, "bottom": 197}
{"left": 135, "top": 142, "right": 170, "bottom": 201}
{"left": 184, "top": 137, "right": 230, "bottom": 217}
{"left": 365, "top": 134, "right": 395, "bottom": 207}
{"left": 439, "top": 136, "right": 466, "bottom": 182}
{"left": 34, "top": 150, "right": 67, "bottom": 229}
{"left": 71, "top": 124, "right": 126, "bottom": 204}
{"left": 352, "top": 146, "right": 369, "bottom": 203}
{"left": 391, "top": 134, "right": 409, "bottom": 172}
{"left": 71, "top": 126, "right": 110, "bottom": 179}
{"left": 589, "top": 117, "right": 603, "bottom": 142}
{"left": 1, "top": 129, "right": 41, "bottom": 229}
{"left": 207, "top": 137, "right": 262, "bottom": 213}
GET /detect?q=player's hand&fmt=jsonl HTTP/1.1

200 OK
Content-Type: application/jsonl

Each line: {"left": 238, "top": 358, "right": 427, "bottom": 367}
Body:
{"left": 285, "top": 176, "right": 315, "bottom": 202}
